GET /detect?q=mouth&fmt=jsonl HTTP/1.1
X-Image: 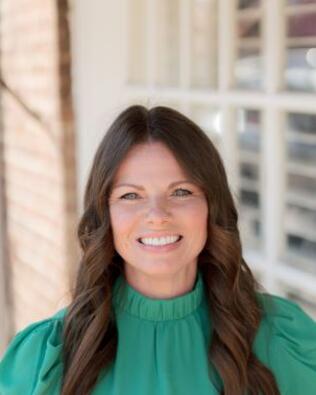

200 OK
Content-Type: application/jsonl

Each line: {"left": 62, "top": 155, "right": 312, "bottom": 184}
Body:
{"left": 137, "top": 235, "right": 183, "bottom": 245}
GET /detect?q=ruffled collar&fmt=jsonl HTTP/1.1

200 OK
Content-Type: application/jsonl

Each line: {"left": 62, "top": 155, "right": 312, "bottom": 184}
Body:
{"left": 112, "top": 269, "right": 205, "bottom": 321}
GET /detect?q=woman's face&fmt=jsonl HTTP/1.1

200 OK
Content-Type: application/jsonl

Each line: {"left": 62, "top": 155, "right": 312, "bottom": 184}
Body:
{"left": 108, "top": 141, "right": 208, "bottom": 280}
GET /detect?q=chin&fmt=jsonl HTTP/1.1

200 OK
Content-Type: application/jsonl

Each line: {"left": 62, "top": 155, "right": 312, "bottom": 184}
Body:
{"left": 138, "top": 262, "right": 183, "bottom": 276}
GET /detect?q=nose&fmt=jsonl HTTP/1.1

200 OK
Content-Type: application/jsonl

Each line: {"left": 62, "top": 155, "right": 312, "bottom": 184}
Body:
{"left": 145, "top": 198, "right": 171, "bottom": 224}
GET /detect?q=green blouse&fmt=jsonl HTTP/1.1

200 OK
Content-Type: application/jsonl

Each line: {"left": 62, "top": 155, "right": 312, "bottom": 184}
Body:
{"left": 1, "top": 269, "right": 316, "bottom": 394}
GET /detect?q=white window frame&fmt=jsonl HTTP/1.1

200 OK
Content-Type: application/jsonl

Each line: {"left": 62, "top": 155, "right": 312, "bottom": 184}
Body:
{"left": 122, "top": 0, "right": 316, "bottom": 309}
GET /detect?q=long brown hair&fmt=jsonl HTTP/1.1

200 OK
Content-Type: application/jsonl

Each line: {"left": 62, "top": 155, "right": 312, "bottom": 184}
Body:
{"left": 61, "top": 105, "right": 280, "bottom": 395}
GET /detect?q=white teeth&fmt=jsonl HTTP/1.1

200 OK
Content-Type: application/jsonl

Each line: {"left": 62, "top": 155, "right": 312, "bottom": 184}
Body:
{"left": 140, "top": 235, "right": 181, "bottom": 246}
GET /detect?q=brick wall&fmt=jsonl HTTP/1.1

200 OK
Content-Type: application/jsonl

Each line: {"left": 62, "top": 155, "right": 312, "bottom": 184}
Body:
{"left": 0, "top": 0, "right": 79, "bottom": 336}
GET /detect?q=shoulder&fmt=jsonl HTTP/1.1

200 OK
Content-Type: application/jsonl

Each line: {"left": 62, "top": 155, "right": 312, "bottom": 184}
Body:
{"left": 255, "top": 292, "right": 316, "bottom": 395}
{"left": 0, "top": 307, "right": 67, "bottom": 395}
{"left": 256, "top": 291, "right": 316, "bottom": 339}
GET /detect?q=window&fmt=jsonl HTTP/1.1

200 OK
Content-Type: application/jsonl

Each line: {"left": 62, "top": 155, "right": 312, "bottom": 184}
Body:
{"left": 284, "top": 0, "right": 316, "bottom": 92}
{"left": 237, "top": 109, "right": 263, "bottom": 251}
{"left": 235, "top": 0, "right": 263, "bottom": 89}
{"left": 125, "top": 0, "right": 316, "bottom": 310}
{"left": 190, "top": 0, "right": 218, "bottom": 89}
{"left": 283, "top": 112, "right": 316, "bottom": 274}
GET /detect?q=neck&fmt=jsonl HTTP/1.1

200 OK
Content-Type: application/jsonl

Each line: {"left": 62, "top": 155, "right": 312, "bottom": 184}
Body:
{"left": 123, "top": 264, "right": 198, "bottom": 299}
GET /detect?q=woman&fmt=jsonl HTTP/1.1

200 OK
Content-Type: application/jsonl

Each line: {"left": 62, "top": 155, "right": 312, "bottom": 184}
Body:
{"left": 0, "top": 105, "right": 315, "bottom": 395}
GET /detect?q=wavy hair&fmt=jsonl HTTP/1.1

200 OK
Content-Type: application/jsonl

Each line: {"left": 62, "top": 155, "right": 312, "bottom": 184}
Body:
{"left": 60, "top": 105, "right": 280, "bottom": 395}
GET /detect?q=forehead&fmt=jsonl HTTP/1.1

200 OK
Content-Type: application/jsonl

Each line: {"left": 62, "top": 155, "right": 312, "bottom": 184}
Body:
{"left": 112, "top": 142, "right": 189, "bottom": 182}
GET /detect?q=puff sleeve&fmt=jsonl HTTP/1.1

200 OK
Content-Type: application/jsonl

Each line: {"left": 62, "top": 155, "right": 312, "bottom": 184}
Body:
{"left": 0, "top": 308, "right": 66, "bottom": 395}
{"left": 262, "top": 294, "right": 316, "bottom": 395}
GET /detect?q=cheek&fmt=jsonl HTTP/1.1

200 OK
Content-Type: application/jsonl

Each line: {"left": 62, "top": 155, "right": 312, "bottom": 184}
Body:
{"left": 183, "top": 200, "right": 208, "bottom": 238}
{"left": 184, "top": 199, "right": 208, "bottom": 220}
{"left": 109, "top": 205, "right": 139, "bottom": 237}
{"left": 192, "top": 208, "right": 208, "bottom": 261}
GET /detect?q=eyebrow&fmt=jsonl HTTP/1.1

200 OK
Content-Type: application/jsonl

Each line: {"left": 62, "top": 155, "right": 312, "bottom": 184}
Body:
{"left": 112, "top": 180, "right": 195, "bottom": 190}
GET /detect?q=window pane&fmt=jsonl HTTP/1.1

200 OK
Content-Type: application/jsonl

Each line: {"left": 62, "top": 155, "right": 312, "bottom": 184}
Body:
{"left": 235, "top": 2, "right": 263, "bottom": 90}
{"left": 287, "top": 113, "right": 316, "bottom": 167}
{"left": 284, "top": 2, "right": 316, "bottom": 92}
{"left": 155, "top": 0, "right": 180, "bottom": 87}
{"left": 238, "top": 0, "right": 260, "bottom": 8}
{"left": 287, "top": 0, "right": 316, "bottom": 5}
{"left": 190, "top": 0, "right": 218, "bottom": 89}
{"left": 237, "top": 109, "right": 263, "bottom": 251}
{"left": 189, "top": 104, "right": 222, "bottom": 152}
{"left": 283, "top": 112, "right": 316, "bottom": 275}
{"left": 288, "top": 13, "right": 316, "bottom": 38}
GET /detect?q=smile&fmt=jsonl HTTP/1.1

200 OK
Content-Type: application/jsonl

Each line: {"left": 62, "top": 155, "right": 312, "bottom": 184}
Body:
{"left": 139, "top": 235, "right": 182, "bottom": 246}
{"left": 137, "top": 236, "right": 183, "bottom": 253}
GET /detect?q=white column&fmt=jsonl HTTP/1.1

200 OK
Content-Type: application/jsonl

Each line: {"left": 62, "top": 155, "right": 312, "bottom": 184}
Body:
{"left": 218, "top": 0, "right": 239, "bottom": 198}
{"left": 70, "top": 0, "right": 127, "bottom": 214}
{"left": 261, "top": 0, "right": 286, "bottom": 291}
